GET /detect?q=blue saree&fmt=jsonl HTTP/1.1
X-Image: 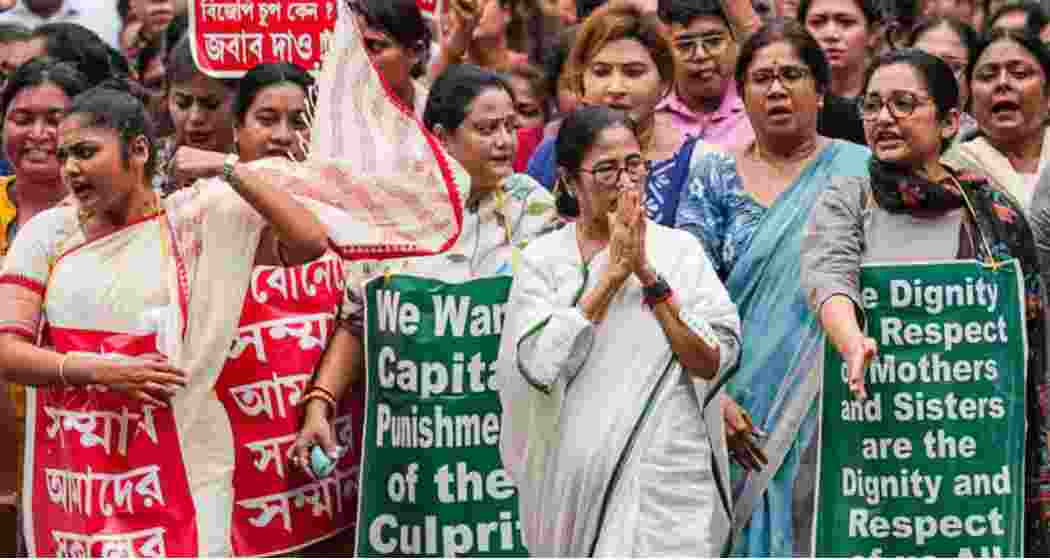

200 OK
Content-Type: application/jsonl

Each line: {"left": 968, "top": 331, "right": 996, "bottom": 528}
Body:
{"left": 675, "top": 139, "right": 870, "bottom": 556}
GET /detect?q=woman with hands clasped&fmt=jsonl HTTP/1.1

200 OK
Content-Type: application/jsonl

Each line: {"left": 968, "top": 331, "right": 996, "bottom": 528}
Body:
{"left": 498, "top": 105, "right": 743, "bottom": 556}
{"left": 801, "top": 48, "right": 1050, "bottom": 556}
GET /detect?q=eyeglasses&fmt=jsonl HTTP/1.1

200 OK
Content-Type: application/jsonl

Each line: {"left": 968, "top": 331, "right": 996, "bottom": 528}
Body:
{"left": 673, "top": 34, "right": 731, "bottom": 58}
{"left": 579, "top": 157, "right": 650, "bottom": 189}
{"left": 747, "top": 65, "right": 812, "bottom": 91}
{"left": 857, "top": 91, "right": 934, "bottom": 121}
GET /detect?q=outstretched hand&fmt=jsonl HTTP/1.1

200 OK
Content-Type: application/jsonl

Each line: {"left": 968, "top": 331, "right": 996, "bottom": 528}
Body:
{"left": 844, "top": 337, "right": 877, "bottom": 400}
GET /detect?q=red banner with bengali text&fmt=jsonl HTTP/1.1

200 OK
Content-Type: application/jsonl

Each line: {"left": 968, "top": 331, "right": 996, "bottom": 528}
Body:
{"left": 28, "top": 329, "right": 199, "bottom": 558}
{"left": 189, "top": 0, "right": 441, "bottom": 77}
{"left": 216, "top": 253, "right": 363, "bottom": 556}
{"left": 189, "top": 0, "right": 339, "bottom": 77}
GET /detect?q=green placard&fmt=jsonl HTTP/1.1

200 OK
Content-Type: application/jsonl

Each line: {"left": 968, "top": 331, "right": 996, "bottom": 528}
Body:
{"left": 356, "top": 274, "right": 529, "bottom": 557}
{"left": 815, "top": 260, "right": 1027, "bottom": 557}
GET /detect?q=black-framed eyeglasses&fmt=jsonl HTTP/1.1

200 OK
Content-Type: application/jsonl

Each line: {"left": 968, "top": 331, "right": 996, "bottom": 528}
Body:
{"left": 579, "top": 156, "right": 650, "bottom": 189}
{"left": 857, "top": 91, "right": 934, "bottom": 121}
{"left": 747, "top": 65, "right": 812, "bottom": 91}
{"left": 673, "top": 34, "right": 732, "bottom": 58}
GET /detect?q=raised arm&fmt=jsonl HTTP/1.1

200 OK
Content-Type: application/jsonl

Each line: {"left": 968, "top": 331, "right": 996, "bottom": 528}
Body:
{"left": 171, "top": 147, "right": 329, "bottom": 266}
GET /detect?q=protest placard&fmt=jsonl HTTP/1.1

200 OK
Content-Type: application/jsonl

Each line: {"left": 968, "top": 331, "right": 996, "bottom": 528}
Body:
{"left": 189, "top": 0, "right": 339, "bottom": 77}
{"left": 815, "top": 260, "right": 1026, "bottom": 558}
{"left": 356, "top": 274, "right": 528, "bottom": 557}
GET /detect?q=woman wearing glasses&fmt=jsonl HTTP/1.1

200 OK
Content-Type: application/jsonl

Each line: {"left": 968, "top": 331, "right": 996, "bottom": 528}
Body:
{"left": 944, "top": 29, "right": 1050, "bottom": 210}
{"left": 675, "top": 19, "right": 870, "bottom": 558}
{"left": 803, "top": 48, "right": 1050, "bottom": 556}
{"left": 498, "top": 104, "right": 740, "bottom": 556}
{"left": 526, "top": 0, "right": 699, "bottom": 226}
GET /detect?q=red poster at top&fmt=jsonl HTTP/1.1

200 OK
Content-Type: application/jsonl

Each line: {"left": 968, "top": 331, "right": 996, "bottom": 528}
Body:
{"left": 189, "top": 0, "right": 339, "bottom": 78}
{"left": 417, "top": 0, "right": 441, "bottom": 18}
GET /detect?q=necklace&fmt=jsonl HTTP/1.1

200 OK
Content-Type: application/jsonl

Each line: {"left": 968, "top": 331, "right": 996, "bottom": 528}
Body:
{"left": 748, "top": 139, "right": 820, "bottom": 174}
{"left": 78, "top": 191, "right": 162, "bottom": 225}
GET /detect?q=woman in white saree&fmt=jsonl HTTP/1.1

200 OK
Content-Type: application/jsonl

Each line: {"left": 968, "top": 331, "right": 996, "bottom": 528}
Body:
{"left": 0, "top": 5, "right": 464, "bottom": 555}
{"left": 497, "top": 105, "right": 741, "bottom": 556}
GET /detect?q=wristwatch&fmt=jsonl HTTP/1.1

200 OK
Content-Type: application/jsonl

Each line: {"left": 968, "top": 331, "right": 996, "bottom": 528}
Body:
{"left": 223, "top": 153, "right": 240, "bottom": 186}
{"left": 642, "top": 275, "right": 672, "bottom": 307}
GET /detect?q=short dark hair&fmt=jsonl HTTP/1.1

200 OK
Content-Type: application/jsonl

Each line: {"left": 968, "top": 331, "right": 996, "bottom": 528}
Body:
{"left": 350, "top": 0, "right": 431, "bottom": 79}
{"left": 165, "top": 35, "right": 236, "bottom": 89}
{"left": 984, "top": 1, "right": 1049, "bottom": 37}
{"left": 863, "top": 49, "right": 959, "bottom": 151}
{"left": 908, "top": 17, "right": 979, "bottom": 78}
{"left": 66, "top": 79, "right": 158, "bottom": 178}
{"left": 234, "top": 62, "right": 315, "bottom": 125}
{"left": 0, "top": 23, "right": 30, "bottom": 45}
{"left": 736, "top": 18, "right": 831, "bottom": 94}
{"left": 657, "top": 0, "right": 728, "bottom": 27}
{"left": 423, "top": 64, "right": 515, "bottom": 133}
{"left": 32, "top": 23, "right": 129, "bottom": 86}
{"left": 1, "top": 58, "right": 89, "bottom": 127}
{"left": 798, "top": 0, "right": 881, "bottom": 25}
{"left": 970, "top": 28, "right": 1050, "bottom": 93}
{"left": 555, "top": 105, "right": 639, "bottom": 174}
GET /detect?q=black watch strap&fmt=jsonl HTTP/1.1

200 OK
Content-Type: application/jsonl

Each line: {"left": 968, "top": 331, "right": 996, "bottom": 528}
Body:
{"left": 642, "top": 275, "right": 671, "bottom": 301}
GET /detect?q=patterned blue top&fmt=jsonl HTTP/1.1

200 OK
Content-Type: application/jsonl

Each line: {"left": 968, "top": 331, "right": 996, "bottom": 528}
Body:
{"left": 673, "top": 139, "right": 871, "bottom": 557}
{"left": 526, "top": 136, "right": 701, "bottom": 227}
{"left": 675, "top": 149, "right": 768, "bottom": 280}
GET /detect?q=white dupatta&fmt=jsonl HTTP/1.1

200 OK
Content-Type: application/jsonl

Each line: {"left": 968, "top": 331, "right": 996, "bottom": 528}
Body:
{"left": 161, "top": 4, "right": 465, "bottom": 554}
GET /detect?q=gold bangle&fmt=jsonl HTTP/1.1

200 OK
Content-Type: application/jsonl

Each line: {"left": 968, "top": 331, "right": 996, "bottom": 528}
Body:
{"left": 57, "top": 354, "right": 71, "bottom": 386}
{"left": 303, "top": 389, "right": 337, "bottom": 418}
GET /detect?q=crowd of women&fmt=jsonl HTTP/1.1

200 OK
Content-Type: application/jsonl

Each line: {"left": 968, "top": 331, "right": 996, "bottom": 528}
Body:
{"left": 0, "top": 0, "right": 1049, "bottom": 556}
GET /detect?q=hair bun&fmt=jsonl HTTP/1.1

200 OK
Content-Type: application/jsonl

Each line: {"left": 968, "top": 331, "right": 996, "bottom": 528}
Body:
{"left": 94, "top": 77, "right": 152, "bottom": 103}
